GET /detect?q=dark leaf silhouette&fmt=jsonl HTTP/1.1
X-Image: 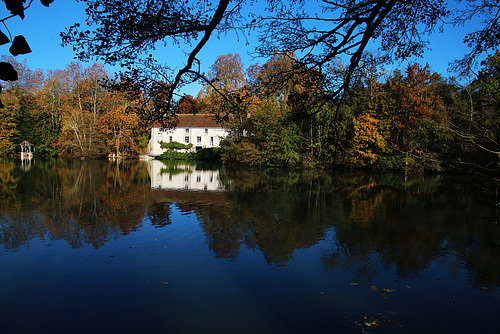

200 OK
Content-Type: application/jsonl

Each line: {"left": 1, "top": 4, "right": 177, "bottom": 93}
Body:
{"left": 0, "top": 62, "right": 18, "bottom": 81}
{"left": 40, "top": 0, "right": 54, "bottom": 7}
{"left": 0, "top": 31, "right": 9, "bottom": 45}
{"left": 9, "top": 35, "right": 31, "bottom": 56}
{"left": 4, "top": 0, "right": 26, "bottom": 19}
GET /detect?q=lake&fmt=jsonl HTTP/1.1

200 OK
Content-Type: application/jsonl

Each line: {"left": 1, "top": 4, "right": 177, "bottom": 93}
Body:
{"left": 1, "top": 158, "right": 499, "bottom": 333}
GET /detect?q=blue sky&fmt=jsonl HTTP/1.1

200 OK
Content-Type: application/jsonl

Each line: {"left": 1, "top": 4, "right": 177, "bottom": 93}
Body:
{"left": 1, "top": 1, "right": 489, "bottom": 96}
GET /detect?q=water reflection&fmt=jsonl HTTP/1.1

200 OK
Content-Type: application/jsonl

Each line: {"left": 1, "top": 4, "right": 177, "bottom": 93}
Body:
{"left": 0, "top": 159, "right": 151, "bottom": 249}
{"left": 148, "top": 160, "right": 223, "bottom": 191}
{"left": 0, "top": 159, "right": 499, "bottom": 289}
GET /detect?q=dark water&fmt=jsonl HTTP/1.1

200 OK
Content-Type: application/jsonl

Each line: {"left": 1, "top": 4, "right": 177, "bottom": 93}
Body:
{"left": 1, "top": 158, "right": 499, "bottom": 333}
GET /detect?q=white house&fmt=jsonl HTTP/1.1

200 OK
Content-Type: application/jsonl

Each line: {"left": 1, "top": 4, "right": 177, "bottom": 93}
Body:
{"left": 148, "top": 114, "right": 232, "bottom": 157}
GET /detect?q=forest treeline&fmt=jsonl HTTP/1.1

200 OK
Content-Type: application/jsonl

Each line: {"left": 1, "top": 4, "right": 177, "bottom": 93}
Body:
{"left": 196, "top": 51, "right": 500, "bottom": 175}
{"left": 1, "top": 50, "right": 500, "bottom": 175}
{"left": 0, "top": 59, "right": 149, "bottom": 159}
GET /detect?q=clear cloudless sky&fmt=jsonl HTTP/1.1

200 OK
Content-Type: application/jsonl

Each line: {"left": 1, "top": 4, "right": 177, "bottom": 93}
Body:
{"left": 1, "top": 1, "right": 489, "bottom": 96}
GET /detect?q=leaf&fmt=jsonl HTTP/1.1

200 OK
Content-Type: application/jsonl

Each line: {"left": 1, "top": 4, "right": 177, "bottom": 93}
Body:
{"left": 9, "top": 35, "right": 32, "bottom": 56}
{"left": 0, "top": 62, "right": 19, "bottom": 81}
{"left": 4, "top": 0, "right": 26, "bottom": 19}
{"left": 0, "top": 31, "right": 10, "bottom": 45}
{"left": 40, "top": 0, "right": 54, "bottom": 7}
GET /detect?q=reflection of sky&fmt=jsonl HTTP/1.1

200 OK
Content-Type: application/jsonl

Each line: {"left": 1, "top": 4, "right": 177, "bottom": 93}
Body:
{"left": 1, "top": 160, "right": 500, "bottom": 332}
{"left": 1, "top": 203, "right": 499, "bottom": 333}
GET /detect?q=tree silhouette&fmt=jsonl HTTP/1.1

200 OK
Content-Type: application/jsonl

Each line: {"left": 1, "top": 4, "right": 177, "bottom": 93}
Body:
{"left": 61, "top": 1, "right": 456, "bottom": 122}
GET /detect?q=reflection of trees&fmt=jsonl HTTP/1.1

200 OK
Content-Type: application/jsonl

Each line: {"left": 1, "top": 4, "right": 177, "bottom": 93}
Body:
{"left": 321, "top": 174, "right": 500, "bottom": 287}
{"left": 196, "top": 169, "right": 351, "bottom": 264}
{"left": 0, "top": 159, "right": 20, "bottom": 209}
{"left": 1, "top": 160, "right": 499, "bottom": 288}
{"left": 147, "top": 201, "right": 173, "bottom": 228}
{"left": 187, "top": 169, "right": 500, "bottom": 288}
{"left": 0, "top": 159, "right": 152, "bottom": 250}
{"left": 55, "top": 160, "right": 152, "bottom": 248}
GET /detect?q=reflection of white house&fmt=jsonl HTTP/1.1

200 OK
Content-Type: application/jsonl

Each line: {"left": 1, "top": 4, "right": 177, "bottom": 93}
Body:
{"left": 147, "top": 160, "right": 223, "bottom": 191}
{"left": 148, "top": 114, "right": 231, "bottom": 157}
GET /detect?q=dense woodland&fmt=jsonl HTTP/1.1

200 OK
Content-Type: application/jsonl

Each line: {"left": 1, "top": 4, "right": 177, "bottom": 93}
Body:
{"left": 1, "top": 50, "right": 500, "bottom": 176}
{"left": 201, "top": 51, "right": 500, "bottom": 175}
{"left": 1, "top": 1, "right": 500, "bottom": 175}
{"left": 0, "top": 59, "right": 149, "bottom": 158}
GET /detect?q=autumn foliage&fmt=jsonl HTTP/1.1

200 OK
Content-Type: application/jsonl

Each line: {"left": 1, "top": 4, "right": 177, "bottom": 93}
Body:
{"left": 2, "top": 49, "right": 500, "bottom": 176}
{"left": 0, "top": 60, "right": 147, "bottom": 158}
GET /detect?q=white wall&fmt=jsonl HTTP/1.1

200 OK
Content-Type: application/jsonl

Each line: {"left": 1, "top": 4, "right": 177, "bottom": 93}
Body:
{"left": 149, "top": 126, "right": 229, "bottom": 156}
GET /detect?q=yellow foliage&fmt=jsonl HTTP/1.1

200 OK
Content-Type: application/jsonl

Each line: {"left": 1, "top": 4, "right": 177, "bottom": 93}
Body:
{"left": 349, "top": 114, "right": 386, "bottom": 167}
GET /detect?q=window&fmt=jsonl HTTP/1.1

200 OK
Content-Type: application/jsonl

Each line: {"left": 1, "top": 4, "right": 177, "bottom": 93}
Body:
{"left": 197, "top": 136, "right": 201, "bottom": 144}
{"left": 185, "top": 136, "right": 189, "bottom": 143}
{"left": 196, "top": 176, "right": 201, "bottom": 182}
{"left": 185, "top": 128, "right": 189, "bottom": 133}
{"left": 210, "top": 137, "right": 214, "bottom": 146}
{"left": 205, "top": 128, "right": 208, "bottom": 134}
{"left": 169, "top": 136, "right": 173, "bottom": 142}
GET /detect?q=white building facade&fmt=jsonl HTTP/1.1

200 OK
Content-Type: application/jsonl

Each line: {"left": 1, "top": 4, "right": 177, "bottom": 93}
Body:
{"left": 148, "top": 114, "right": 231, "bottom": 157}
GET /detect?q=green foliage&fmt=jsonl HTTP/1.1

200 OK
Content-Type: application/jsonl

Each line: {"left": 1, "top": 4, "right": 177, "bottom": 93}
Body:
{"left": 0, "top": 97, "right": 20, "bottom": 156}
{"left": 160, "top": 141, "right": 193, "bottom": 151}
{"left": 195, "top": 147, "right": 221, "bottom": 161}
{"left": 220, "top": 140, "right": 264, "bottom": 166}
{"left": 159, "top": 141, "right": 220, "bottom": 161}
{"left": 159, "top": 150, "right": 196, "bottom": 160}
{"left": 137, "top": 136, "right": 150, "bottom": 149}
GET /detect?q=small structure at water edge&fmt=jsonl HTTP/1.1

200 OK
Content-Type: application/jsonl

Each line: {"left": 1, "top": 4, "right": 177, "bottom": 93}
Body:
{"left": 19, "top": 141, "right": 34, "bottom": 160}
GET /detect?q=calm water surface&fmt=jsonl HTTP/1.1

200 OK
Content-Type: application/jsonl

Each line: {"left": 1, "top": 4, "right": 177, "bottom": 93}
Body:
{"left": 0, "top": 159, "right": 499, "bottom": 333}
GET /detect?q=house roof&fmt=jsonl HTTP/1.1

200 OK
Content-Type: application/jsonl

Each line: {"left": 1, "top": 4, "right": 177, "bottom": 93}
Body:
{"left": 153, "top": 114, "right": 233, "bottom": 128}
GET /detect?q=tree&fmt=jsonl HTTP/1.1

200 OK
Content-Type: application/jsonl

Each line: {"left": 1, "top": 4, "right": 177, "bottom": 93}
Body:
{"left": 208, "top": 53, "right": 245, "bottom": 93}
{"left": 56, "top": 63, "right": 108, "bottom": 158}
{"left": 200, "top": 53, "right": 246, "bottom": 112}
{"left": 32, "top": 69, "right": 64, "bottom": 156}
{"left": 64, "top": 0, "right": 487, "bottom": 122}
{"left": 247, "top": 51, "right": 299, "bottom": 103}
{"left": 447, "top": 51, "right": 500, "bottom": 177}
{"left": 199, "top": 53, "right": 249, "bottom": 131}
{"left": 177, "top": 95, "right": 197, "bottom": 114}
{"left": 451, "top": 1, "right": 500, "bottom": 72}
{"left": 349, "top": 114, "right": 386, "bottom": 167}
{"left": 62, "top": 0, "right": 236, "bottom": 123}
{"left": 99, "top": 89, "right": 144, "bottom": 158}
{"left": 0, "top": 56, "right": 44, "bottom": 156}
{"left": 0, "top": 91, "right": 19, "bottom": 155}
{"left": 380, "top": 63, "right": 449, "bottom": 172}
